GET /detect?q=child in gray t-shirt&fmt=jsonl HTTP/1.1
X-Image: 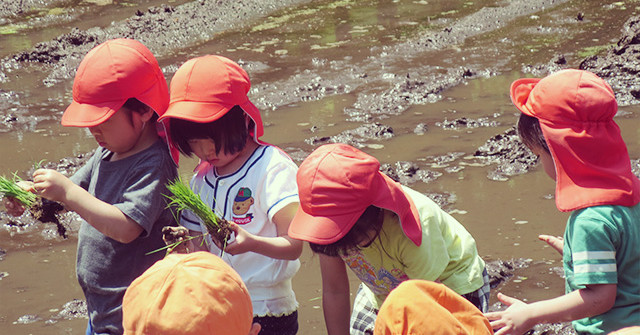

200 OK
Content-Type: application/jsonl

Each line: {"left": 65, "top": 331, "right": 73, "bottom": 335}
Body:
{"left": 4, "top": 39, "right": 178, "bottom": 334}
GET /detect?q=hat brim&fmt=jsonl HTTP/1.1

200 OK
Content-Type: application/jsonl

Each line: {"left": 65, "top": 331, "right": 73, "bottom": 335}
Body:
{"left": 289, "top": 172, "right": 422, "bottom": 246}
{"left": 289, "top": 204, "right": 365, "bottom": 245}
{"left": 159, "top": 99, "right": 265, "bottom": 145}
{"left": 61, "top": 100, "right": 123, "bottom": 127}
{"left": 159, "top": 100, "right": 231, "bottom": 123}
{"left": 509, "top": 78, "right": 541, "bottom": 118}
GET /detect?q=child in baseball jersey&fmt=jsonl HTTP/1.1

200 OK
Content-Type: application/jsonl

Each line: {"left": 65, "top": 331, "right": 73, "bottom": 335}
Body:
{"left": 158, "top": 55, "right": 302, "bottom": 335}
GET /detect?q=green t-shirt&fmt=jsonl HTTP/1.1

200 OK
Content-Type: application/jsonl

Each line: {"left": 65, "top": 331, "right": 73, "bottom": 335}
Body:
{"left": 341, "top": 186, "right": 486, "bottom": 308}
{"left": 564, "top": 204, "right": 640, "bottom": 334}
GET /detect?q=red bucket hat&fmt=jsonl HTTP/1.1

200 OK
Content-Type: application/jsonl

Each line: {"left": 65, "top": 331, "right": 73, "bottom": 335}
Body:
{"left": 62, "top": 38, "right": 179, "bottom": 165}
{"left": 289, "top": 144, "right": 422, "bottom": 245}
{"left": 374, "top": 280, "right": 493, "bottom": 335}
{"left": 511, "top": 69, "right": 640, "bottom": 212}
{"left": 122, "top": 252, "right": 253, "bottom": 335}
{"left": 158, "top": 55, "right": 264, "bottom": 144}
{"left": 62, "top": 38, "right": 169, "bottom": 127}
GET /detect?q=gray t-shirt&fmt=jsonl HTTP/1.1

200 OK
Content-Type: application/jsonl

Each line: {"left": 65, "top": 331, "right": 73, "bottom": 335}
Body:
{"left": 71, "top": 139, "right": 177, "bottom": 335}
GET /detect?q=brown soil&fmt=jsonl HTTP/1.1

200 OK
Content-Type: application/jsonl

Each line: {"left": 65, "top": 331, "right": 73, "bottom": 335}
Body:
{"left": 161, "top": 218, "right": 233, "bottom": 252}
{"left": 28, "top": 198, "right": 66, "bottom": 238}
{"left": 204, "top": 218, "right": 233, "bottom": 249}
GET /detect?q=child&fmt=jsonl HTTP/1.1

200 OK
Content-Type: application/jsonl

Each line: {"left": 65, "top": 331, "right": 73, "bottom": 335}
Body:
{"left": 288, "top": 143, "right": 489, "bottom": 335}
{"left": 4, "top": 39, "right": 178, "bottom": 334}
{"left": 122, "top": 251, "right": 261, "bottom": 335}
{"left": 374, "top": 280, "right": 493, "bottom": 335}
{"left": 158, "top": 55, "right": 302, "bottom": 335}
{"left": 485, "top": 69, "right": 640, "bottom": 334}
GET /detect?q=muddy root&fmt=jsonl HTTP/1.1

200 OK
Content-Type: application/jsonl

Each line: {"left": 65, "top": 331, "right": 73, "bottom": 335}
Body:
{"left": 205, "top": 218, "right": 233, "bottom": 249}
{"left": 28, "top": 198, "right": 66, "bottom": 238}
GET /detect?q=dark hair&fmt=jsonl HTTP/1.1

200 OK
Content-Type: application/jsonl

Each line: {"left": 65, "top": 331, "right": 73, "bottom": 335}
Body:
{"left": 121, "top": 98, "right": 158, "bottom": 123}
{"left": 517, "top": 113, "right": 549, "bottom": 154}
{"left": 309, "top": 205, "right": 384, "bottom": 257}
{"left": 169, "top": 105, "right": 252, "bottom": 156}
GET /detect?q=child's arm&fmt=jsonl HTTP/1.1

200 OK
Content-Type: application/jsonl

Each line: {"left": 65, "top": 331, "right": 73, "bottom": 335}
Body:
{"left": 318, "top": 254, "right": 351, "bottom": 335}
{"left": 485, "top": 283, "right": 617, "bottom": 335}
{"left": 223, "top": 203, "right": 303, "bottom": 260}
{"left": 33, "top": 168, "right": 143, "bottom": 243}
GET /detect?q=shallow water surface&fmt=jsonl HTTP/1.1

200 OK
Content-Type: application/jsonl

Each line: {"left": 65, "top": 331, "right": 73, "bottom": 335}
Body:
{"left": 1, "top": 0, "right": 639, "bottom": 334}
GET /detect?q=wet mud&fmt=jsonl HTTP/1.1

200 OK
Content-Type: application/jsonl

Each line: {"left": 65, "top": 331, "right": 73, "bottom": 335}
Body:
{"left": 2, "top": 1, "right": 640, "bottom": 334}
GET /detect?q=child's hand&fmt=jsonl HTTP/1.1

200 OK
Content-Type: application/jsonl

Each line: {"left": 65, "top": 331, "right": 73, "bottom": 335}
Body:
{"left": 32, "top": 169, "right": 74, "bottom": 203}
{"left": 221, "top": 222, "right": 256, "bottom": 255}
{"left": 162, "top": 226, "right": 193, "bottom": 254}
{"left": 485, "top": 293, "right": 535, "bottom": 335}
{"left": 538, "top": 234, "right": 564, "bottom": 255}
{"left": 2, "top": 180, "right": 34, "bottom": 216}
{"left": 3, "top": 196, "right": 26, "bottom": 216}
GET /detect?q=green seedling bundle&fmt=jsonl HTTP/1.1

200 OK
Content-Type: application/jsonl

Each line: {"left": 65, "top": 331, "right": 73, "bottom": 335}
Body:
{"left": 163, "top": 178, "right": 232, "bottom": 249}
{"left": 0, "top": 173, "right": 67, "bottom": 238}
{"left": 0, "top": 173, "right": 36, "bottom": 208}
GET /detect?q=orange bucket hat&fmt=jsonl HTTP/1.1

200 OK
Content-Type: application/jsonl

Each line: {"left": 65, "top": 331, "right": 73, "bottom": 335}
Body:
{"left": 288, "top": 143, "right": 422, "bottom": 245}
{"left": 158, "top": 55, "right": 264, "bottom": 144}
{"left": 122, "top": 252, "right": 253, "bottom": 335}
{"left": 374, "top": 280, "right": 493, "bottom": 335}
{"left": 510, "top": 69, "right": 640, "bottom": 212}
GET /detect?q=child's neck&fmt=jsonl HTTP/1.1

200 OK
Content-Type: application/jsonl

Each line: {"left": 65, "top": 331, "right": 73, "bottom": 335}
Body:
{"left": 216, "top": 140, "right": 260, "bottom": 175}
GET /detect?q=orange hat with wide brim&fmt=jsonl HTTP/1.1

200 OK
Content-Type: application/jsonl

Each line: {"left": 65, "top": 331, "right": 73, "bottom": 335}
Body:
{"left": 374, "top": 280, "right": 493, "bottom": 335}
{"left": 510, "top": 69, "right": 640, "bottom": 212}
{"left": 122, "top": 252, "right": 253, "bottom": 335}
{"left": 289, "top": 144, "right": 422, "bottom": 246}
{"left": 158, "top": 55, "right": 264, "bottom": 143}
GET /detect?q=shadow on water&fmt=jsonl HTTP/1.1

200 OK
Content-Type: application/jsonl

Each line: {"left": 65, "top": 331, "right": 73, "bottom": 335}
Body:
{"left": 1, "top": 0, "right": 639, "bottom": 334}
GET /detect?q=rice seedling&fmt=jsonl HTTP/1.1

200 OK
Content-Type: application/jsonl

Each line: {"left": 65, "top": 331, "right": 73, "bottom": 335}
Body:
{"left": 0, "top": 172, "right": 67, "bottom": 238}
{"left": 0, "top": 173, "right": 36, "bottom": 208}
{"left": 163, "top": 177, "right": 232, "bottom": 249}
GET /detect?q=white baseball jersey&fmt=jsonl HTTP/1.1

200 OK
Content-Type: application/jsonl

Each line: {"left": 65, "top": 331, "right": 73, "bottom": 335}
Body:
{"left": 181, "top": 144, "right": 300, "bottom": 316}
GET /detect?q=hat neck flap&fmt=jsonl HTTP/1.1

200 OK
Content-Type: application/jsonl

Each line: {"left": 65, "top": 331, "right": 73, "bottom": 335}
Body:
{"left": 372, "top": 173, "right": 422, "bottom": 246}
{"left": 541, "top": 120, "right": 640, "bottom": 212}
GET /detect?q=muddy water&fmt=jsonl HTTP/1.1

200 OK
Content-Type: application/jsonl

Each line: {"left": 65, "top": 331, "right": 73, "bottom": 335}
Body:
{"left": 2, "top": 0, "right": 640, "bottom": 334}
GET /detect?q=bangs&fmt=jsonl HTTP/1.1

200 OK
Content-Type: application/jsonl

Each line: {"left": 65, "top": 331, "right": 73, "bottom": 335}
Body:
{"left": 168, "top": 105, "right": 250, "bottom": 157}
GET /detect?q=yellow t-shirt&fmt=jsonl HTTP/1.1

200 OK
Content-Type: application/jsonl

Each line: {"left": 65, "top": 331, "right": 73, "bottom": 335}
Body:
{"left": 341, "top": 186, "right": 485, "bottom": 308}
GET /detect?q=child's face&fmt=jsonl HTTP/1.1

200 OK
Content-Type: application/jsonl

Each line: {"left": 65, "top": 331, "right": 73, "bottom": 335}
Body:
{"left": 187, "top": 138, "right": 242, "bottom": 171}
{"left": 532, "top": 146, "right": 556, "bottom": 180}
{"left": 88, "top": 106, "right": 148, "bottom": 157}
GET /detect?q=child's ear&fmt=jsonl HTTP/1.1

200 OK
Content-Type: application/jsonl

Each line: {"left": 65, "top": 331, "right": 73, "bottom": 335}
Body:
{"left": 248, "top": 322, "right": 261, "bottom": 335}
{"left": 139, "top": 107, "right": 155, "bottom": 122}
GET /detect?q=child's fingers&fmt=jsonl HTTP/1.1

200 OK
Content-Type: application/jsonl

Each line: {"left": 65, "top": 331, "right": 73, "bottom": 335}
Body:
{"left": 487, "top": 318, "right": 506, "bottom": 331}
{"left": 496, "top": 292, "right": 519, "bottom": 306}
{"left": 228, "top": 221, "right": 239, "bottom": 233}
{"left": 484, "top": 311, "right": 501, "bottom": 321}
{"left": 538, "top": 234, "right": 564, "bottom": 254}
{"left": 494, "top": 326, "right": 513, "bottom": 335}
{"left": 16, "top": 180, "right": 35, "bottom": 192}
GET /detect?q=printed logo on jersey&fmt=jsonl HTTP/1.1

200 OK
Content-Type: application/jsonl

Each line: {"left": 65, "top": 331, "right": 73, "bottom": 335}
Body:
{"left": 232, "top": 187, "right": 254, "bottom": 225}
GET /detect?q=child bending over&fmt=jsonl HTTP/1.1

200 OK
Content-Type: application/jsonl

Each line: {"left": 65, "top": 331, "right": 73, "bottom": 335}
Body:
{"left": 288, "top": 143, "right": 489, "bottom": 335}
